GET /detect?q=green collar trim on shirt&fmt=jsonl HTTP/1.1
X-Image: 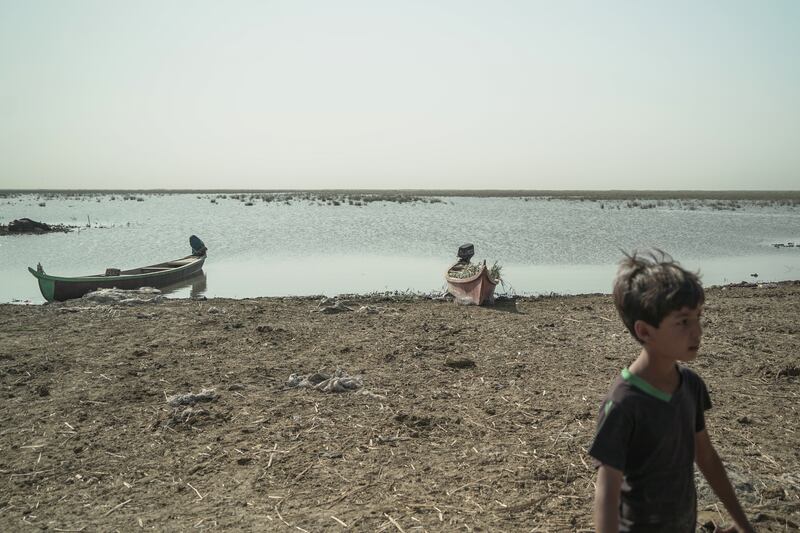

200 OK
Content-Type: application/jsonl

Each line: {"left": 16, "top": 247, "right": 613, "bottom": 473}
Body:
{"left": 621, "top": 368, "right": 672, "bottom": 402}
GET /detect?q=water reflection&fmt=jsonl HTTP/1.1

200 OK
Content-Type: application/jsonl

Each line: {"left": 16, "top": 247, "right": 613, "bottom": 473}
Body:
{"left": 201, "top": 255, "right": 449, "bottom": 298}
{"left": 196, "top": 254, "right": 800, "bottom": 299}
{"left": 159, "top": 271, "right": 208, "bottom": 299}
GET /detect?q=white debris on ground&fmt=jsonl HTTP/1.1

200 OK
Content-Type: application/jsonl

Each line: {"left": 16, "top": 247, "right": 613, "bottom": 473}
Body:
{"left": 318, "top": 302, "right": 352, "bottom": 313}
{"left": 167, "top": 388, "right": 218, "bottom": 407}
{"left": 317, "top": 298, "right": 397, "bottom": 315}
{"left": 287, "top": 369, "right": 363, "bottom": 393}
{"left": 316, "top": 297, "right": 353, "bottom": 314}
{"left": 169, "top": 406, "right": 209, "bottom": 425}
{"left": 162, "top": 388, "right": 218, "bottom": 427}
{"left": 81, "top": 287, "right": 163, "bottom": 305}
{"left": 356, "top": 305, "right": 391, "bottom": 314}
{"left": 357, "top": 389, "right": 387, "bottom": 400}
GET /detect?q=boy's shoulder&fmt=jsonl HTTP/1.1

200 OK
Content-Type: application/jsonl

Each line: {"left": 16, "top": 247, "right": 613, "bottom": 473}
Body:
{"left": 601, "top": 365, "right": 709, "bottom": 410}
{"left": 677, "top": 364, "right": 706, "bottom": 384}
{"left": 604, "top": 372, "right": 632, "bottom": 401}
{"left": 599, "top": 373, "right": 642, "bottom": 415}
{"left": 674, "top": 365, "right": 712, "bottom": 402}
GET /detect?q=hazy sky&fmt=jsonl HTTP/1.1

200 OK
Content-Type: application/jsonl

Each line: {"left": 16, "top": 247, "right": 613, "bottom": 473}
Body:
{"left": 1, "top": 1, "right": 798, "bottom": 190}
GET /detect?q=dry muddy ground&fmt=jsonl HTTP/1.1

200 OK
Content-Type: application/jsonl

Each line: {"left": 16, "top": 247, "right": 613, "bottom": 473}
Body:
{"left": 1, "top": 283, "right": 798, "bottom": 532}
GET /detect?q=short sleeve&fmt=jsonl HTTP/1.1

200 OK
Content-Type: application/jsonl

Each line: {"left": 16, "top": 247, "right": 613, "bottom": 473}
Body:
{"left": 588, "top": 399, "right": 633, "bottom": 471}
{"left": 694, "top": 375, "right": 712, "bottom": 432}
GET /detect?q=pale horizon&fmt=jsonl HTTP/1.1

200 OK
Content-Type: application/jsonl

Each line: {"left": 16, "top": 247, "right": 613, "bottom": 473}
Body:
{"left": 1, "top": 1, "right": 798, "bottom": 190}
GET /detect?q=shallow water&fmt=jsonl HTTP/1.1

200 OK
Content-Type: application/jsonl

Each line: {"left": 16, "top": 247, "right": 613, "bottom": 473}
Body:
{"left": 1, "top": 193, "right": 799, "bottom": 303}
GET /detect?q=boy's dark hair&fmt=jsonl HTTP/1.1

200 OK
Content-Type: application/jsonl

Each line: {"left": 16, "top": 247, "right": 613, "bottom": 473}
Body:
{"left": 613, "top": 250, "right": 704, "bottom": 343}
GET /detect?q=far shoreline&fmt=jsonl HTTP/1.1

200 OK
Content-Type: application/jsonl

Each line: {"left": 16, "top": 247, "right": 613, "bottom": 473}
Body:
{"left": 2, "top": 188, "right": 800, "bottom": 201}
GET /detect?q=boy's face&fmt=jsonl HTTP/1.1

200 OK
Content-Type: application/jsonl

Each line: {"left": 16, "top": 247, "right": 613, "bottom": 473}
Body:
{"left": 641, "top": 305, "right": 703, "bottom": 361}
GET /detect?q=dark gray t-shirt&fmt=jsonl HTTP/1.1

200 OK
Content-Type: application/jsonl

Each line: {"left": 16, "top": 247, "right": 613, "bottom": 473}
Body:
{"left": 589, "top": 366, "right": 712, "bottom": 532}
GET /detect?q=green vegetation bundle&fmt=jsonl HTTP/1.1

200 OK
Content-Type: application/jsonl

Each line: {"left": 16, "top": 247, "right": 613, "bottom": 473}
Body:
{"left": 448, "top": 261, "right": 502, "bottom": 282}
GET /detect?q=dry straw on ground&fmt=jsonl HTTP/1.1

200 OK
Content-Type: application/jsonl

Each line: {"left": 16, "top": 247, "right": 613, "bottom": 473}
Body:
{"left": 1, "top": 282, "right": 798, "bottom": 531}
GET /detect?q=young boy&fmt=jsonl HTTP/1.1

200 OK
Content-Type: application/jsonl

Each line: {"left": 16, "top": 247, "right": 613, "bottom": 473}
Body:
{"left": 589, "top": 251, "right": 754, "bottom": 532}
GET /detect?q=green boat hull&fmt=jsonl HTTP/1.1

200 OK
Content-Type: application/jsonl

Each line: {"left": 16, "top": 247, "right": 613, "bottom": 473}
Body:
{"left": 29, "top": 254, "right": 206, "bottom": 302}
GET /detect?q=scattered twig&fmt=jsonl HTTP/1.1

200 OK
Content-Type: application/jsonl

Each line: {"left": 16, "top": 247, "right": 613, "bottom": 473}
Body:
{"left": 275, "top": 507, "right": 293, "bottom": 529}
{"left": 104, "top": 451, "right": 126, "bottom": 459}
{"left": 551, "top": 423, "right": 569, "bottom": 448}
{"left": 103, "top": 499, "right": 132, "bottom": 517}
{"left": 733, "top": 391, "right": 797, "bottom": 399}
{"left": 291, "top": 462, "right": 315, "bottom": 483}
{"left": 384, "top": 513, "right": 406, "bottom": 533}
{"left": 446, "top": 476, "right": 490, "bottom": 496}
{"left": 325, "top": 482, "right": 374, "bottom": 505}
{"left": 330, "top": 515, "right": 349, "bottom": 528}
{"left": 10, "top": 469, "right": 54, "bottom": 478}
{"left": 187, "top": 483, "right": 204, "bottom": 500}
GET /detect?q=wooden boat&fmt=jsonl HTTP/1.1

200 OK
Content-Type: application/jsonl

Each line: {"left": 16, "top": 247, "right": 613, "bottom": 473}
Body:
{"left": 28, "top": 236, "right": 207, "bottom": 302}
{"left": 445, "top": 260, "right": 498, "bottom": 305}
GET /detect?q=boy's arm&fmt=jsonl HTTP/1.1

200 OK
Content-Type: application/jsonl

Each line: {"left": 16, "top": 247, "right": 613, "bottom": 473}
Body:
{"left": 694, "top": 429, "right": 754, "bottom": 533}
{"left": 594, "top": 464, "right": 623, "bottom": 533}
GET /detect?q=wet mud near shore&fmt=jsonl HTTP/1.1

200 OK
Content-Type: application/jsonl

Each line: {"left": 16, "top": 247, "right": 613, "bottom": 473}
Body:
{"left": 1, "top": 284, "right": 798, "bottom": 531}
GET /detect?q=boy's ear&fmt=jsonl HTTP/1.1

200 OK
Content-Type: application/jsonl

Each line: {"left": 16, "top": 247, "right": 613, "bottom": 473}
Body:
{"left": 633, "top": 320, "right": 653, "bottom": 343}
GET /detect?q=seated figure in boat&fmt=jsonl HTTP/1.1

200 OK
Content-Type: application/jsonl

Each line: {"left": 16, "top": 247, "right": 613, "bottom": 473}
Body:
{"left": 449, "top": 243, "right": 474, "bottom": 272}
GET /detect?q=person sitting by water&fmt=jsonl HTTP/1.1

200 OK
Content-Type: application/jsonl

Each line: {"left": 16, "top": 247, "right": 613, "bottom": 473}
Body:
{"left": 449, "top": 243, "right": 474, "bottom": 272}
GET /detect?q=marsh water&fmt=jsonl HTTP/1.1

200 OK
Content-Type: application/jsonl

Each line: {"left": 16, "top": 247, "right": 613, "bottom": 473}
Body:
{"left": 1, "top": 192, "right": 799, "bottom": 303}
